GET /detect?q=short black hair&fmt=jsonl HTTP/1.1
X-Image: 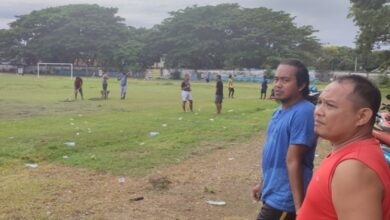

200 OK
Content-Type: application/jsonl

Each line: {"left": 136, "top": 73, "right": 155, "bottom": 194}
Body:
{"left": 336, "top": 74, "right": 381, "bottom": 125}
{"left": 280, "top": 59, "right": 310, "bottom": 97}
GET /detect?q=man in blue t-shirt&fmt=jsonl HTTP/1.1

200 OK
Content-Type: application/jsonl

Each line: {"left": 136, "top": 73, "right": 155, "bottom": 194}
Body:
{"left": 252, "top": 59, "right": 317, "bottom": 220}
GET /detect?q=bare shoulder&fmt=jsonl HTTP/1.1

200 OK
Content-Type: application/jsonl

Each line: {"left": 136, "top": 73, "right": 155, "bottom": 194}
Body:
{"left": 333, "top": 159, "right": 383, "bottom": 189}
{"left": 332, "top": 159, "right": 384, "bottom": 219}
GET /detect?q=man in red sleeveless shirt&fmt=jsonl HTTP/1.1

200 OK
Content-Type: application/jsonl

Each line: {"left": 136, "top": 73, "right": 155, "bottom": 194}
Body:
{"left": 298, "top": 75, "right": 390, "bottom": 220}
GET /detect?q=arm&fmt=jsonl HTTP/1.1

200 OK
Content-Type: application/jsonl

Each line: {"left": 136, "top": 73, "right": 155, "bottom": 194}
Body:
{"left": 286, "top": 144, "right": 308, "bottom": 213}
{"left": 252, "top": 179, "right": 262, "bottom": 201}
{"left": 332, "top": 160, "right": 383, "bottom": 220}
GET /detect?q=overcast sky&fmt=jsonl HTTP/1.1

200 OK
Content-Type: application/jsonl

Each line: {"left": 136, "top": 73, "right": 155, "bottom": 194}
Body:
{"left": 0, "top": 0, "right": 358, "bottom": 47}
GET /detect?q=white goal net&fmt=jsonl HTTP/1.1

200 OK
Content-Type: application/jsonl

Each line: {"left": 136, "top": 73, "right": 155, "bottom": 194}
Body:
{"left": 37, "top": 63, "right": 73, "bottom": 79}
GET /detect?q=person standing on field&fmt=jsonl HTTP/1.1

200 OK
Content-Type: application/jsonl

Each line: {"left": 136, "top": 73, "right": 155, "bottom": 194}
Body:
{"left": 102, "top": 72, "right": 109, "bottom": 99}
{"left": 252, "top": 59, "right": 317, "bottom": 220}
{"left": 119, "top": 72, "right": 128, "bottom": 100}
{"left": 228, "top": 74, "right": 235, "bottom": 98}
{"left": 181, "top": 73, "right": 193, "bottom": 112}
{"left": 260, "top": 78, "right": 268, "bottom": 99}
{"left": 298, "top": 75, "right": 390, "bottom": 220}
{"left": 215, "top": 74, "right": 223, "bottom": 114}
{"left": 74, "top": 76, "right": 83, "bottom": 100}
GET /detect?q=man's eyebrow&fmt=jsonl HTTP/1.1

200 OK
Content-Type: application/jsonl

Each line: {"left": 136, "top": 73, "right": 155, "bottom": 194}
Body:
{"left": 319, "top": 96, "right": 338, "bottom": 103}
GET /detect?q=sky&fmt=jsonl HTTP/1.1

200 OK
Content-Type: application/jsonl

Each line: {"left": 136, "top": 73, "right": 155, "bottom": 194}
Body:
{"left": 0, "top": 0, "right": 358, "bottom": 47}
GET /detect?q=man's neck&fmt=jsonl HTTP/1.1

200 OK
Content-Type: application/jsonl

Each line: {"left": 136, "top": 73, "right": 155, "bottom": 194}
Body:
{"left": 331, "top": 128, "right": 373, "bottom": 152}
{"left": 281, "top": 95, "right": 304, "bottom": 109}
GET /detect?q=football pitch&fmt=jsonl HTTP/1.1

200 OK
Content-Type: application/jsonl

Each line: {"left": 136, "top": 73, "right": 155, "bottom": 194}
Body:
{"left": 0, "top": 73, "right": 277, "bottom": 176}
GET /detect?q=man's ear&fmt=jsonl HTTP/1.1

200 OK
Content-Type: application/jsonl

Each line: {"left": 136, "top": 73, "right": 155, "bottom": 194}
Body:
{"left": 298, "top": 83, "right": 307, "bottom": 92}
{"left": 356, "top": 108, "right": 373, "bottom": 126}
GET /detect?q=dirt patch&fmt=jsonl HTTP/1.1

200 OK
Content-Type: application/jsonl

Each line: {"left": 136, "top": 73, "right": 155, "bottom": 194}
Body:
{"left": 0, "top": 136, "right": 269, "bottom": 219}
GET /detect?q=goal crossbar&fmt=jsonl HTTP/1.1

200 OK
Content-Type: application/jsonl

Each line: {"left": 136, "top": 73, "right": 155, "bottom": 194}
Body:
{"left": 37, "top": 63, "right": 74, "bottom": 79}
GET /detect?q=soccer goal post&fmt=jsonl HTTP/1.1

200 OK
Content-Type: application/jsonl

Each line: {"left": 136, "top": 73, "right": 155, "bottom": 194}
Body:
{"left": 37, "top": 63, "right": 74, "bottom": 79}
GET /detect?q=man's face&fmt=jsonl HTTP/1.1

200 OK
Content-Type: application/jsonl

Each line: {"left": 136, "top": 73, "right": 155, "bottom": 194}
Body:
{"left": 184, "top": 74, "right": 189, "bottom": 80}
{"left": 273, "top": 64, "right": 302, "bottom": 103}
{"left": 314, "top": 82, "right": 360, "bottom": 142}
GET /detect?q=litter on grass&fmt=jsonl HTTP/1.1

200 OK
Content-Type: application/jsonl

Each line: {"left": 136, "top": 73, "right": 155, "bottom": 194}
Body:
{"left": 64, "top": 142, "right": 76, "bottom": 147}
{"left": 25, "top": 163, "right": 38, "bottom": 169}
{"left": 162, "top": 124, "right": 167, "bottom": 127}
{"left": 76, "top": 132, "right": 80, "bottom": 136}
{"left": 139, "top": 142, "right": 145, "bottom": 146}
{"left": 178, "top": 117, "right": 183, "bottom": 121}
{"left": 206, "top": 200, "right": 226, "bottom": 206}
{"left": 129, "top": 196, "right": 144, "bottom": 202}
{"left": 149, "top": 131, "right": 160, "bottom": 137}
{"left": 70, "top": 122, "right": 75, "bottom": 126}
{"left": 209, "top": 118, "right": 215, "bottom": 122}
{"left": 118, "top": 176, "right": 125, "bottom": 184}
{"left": 63, "top": 155, "right": 69, "bottom": 159}
{"left": 228, "top": 109, "right": 234, "bottom": 112}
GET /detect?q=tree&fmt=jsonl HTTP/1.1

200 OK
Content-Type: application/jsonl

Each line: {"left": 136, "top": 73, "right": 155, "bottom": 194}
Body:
{"left": 349, "top": 0, "right": 390, "bottom": 70}
{"left": 315, "top": 46, "right": 356, "bottom": 71}
{"left": 146, "top": 4, "right": 321, "bottom": 69}
{"left": 2, "top": 4, "right": 129, "bottom": 66}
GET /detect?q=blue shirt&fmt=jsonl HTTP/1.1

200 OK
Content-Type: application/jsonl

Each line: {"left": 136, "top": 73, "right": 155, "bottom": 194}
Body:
{"left": 261, "top": 99, "right": 317, "bottom": 212}
{"left": 262, "top": 79, "right": 268, "bottom": 89}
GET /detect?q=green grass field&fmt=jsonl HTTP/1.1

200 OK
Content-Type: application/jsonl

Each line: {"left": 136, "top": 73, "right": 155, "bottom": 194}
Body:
{"left": 0, "top": 73, "right": 279, "bottom": 176}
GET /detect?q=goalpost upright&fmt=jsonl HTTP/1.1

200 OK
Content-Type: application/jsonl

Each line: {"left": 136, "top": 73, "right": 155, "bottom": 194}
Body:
{"left": 37, "top": 63, "right": 74, "bottom": 79}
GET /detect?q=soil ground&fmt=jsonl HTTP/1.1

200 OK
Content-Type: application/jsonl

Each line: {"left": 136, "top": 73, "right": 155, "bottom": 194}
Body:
{"left": 1, "top": 136, "right": 266, "bottom": 220}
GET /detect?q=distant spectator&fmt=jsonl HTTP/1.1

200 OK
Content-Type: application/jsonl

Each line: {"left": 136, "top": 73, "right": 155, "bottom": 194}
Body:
{"left": 102, "top": 72, "right": 109, "bottom": 99}
{"left": 228, "top": 74, "right": 235, "bottom": 98}
{"left": 215, "top": 74, "right": 223, "bottom": 114}
{"left": 260, "top": 78, "right": 268, "bottom": 99}
{"left": 74, "top": 76, "right": 83, "bottom": 100}
{"left": 181, "top": 73, "right": 193, "bottom": 112}
{"left": 119, "top": 72, "right": 128, "bottom": 100}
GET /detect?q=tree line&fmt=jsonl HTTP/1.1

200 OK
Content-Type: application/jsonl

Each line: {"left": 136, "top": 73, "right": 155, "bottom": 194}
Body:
{"left": 0, "top": 3, "right": 388, "bottom": 73}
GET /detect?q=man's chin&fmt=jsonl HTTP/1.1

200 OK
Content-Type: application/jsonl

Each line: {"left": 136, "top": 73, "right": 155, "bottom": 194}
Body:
{"left": 274, "top": 96, "right": 284, "bottom": 102}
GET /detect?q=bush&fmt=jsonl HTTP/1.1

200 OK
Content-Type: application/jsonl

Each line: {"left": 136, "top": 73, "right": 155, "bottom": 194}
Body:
{"left": 170, "top": 70, "right": 181, "bottom": 80}
{"left": 378, "top": 73, "right": 389, "bottom": 86}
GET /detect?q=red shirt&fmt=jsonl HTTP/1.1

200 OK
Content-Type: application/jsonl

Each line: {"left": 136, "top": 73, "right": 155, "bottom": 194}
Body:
{"left": 298, "top": 138, "right": 390, "bottom": 220}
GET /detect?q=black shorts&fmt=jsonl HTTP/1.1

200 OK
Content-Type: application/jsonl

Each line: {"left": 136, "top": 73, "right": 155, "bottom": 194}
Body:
{"left": 261, "top": 88, "right": 267, "bottom": 94}
{"left": 256, "top": 203, "right": 296, "bottom": 220}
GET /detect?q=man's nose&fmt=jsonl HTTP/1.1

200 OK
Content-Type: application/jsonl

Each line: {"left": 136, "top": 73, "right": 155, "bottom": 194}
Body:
{"left": 314, "top": 104, "right": 323, "bottom": 116}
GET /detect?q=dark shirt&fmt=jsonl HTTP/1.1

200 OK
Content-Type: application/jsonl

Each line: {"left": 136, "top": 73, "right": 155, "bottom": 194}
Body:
{"left": 262, "top": 79, "right": 268, "bottom": 89}
{"left": 74, "top": 77, "right": 83, "bottom": 89}
{"left": 216, "top": 79, "right": 223, "bottom": 96}
{"left": 181, "top": 80, "right": 191, "bottom": 91}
